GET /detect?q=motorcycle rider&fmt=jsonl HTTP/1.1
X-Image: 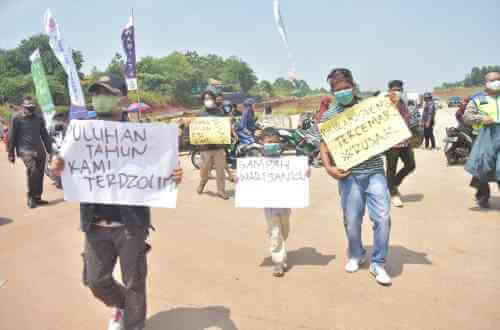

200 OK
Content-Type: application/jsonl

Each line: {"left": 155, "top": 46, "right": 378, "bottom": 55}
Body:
{"left": 197, "top": 90, "right": 230, "bottom": 199}
{"left": 384, "top": 80, "right": 415, "bottom": 207}
{"left": 8, "top": 96, "right": 53, "bottom": 209}
{"left": 464, "top": 72, "right": 500, "bottom": 209}
{"left": 236, "top": 98, "right": 257, "bottom": 145}
{"left": 51, "top": 74, "right": 184, "bottom": 330}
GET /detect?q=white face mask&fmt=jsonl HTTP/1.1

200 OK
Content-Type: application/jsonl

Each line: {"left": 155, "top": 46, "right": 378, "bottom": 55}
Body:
{"left": 486, "top": 80, "right": 500, "bottom": 92}
{"left": 204, "top": 100, "right": 215, "bottom": 109}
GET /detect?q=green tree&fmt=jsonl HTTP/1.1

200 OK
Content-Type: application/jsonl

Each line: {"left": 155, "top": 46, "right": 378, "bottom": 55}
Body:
{"left": 106, "top": 53, "right": 125, "bottom": 76}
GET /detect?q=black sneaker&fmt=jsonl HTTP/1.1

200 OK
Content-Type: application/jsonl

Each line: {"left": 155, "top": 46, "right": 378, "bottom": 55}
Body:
{"left": 478, "top": 197, "right": 490, "bottom": 209}
{"left": 34, "top": 198, "right": 49, "bottom": 205}
{"left": 28, "top": 199, "right": 37, "bottom": 209}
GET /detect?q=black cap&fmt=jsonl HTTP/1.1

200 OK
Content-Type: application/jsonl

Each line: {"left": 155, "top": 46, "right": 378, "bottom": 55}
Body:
{"left": 88, "top": 74, "right": 127, "bottom": 96}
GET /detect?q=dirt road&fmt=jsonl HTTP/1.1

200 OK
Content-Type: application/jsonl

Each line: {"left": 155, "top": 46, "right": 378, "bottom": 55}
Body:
{"left": 0, "top": 108, "right": 499, "bottom": 330}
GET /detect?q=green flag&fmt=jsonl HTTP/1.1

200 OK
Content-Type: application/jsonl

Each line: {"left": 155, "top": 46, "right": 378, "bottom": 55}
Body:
{"left": 30, "top": 49, "right": 55, "bottom": 126}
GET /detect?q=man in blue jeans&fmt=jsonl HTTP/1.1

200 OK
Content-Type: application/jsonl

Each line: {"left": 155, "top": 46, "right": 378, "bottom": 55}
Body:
{"left": 318, "top": 68, "right": 392, "bottom": 285}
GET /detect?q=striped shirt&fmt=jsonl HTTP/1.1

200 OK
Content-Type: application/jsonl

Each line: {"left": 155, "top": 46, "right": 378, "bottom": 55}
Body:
{"left": 314, "top": 99, "right": 385, "bottom": 175}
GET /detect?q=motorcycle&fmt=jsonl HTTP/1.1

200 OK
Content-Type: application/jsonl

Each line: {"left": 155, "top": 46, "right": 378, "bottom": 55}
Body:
{"left": 268, "top": 125, "right": 321, "bottom": 166}
{"left": 191, "top": 140, "right": 263, "bottom": 170}
{"left": 443, "top": 125, "right": 473, "bottom": 165}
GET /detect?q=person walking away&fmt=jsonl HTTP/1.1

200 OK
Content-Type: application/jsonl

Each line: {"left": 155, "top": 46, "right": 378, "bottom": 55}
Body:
{"left": 318, "top": 68, "right": 392, "bottom": 286}
{"left": 464, "top": 72, "right": 500, "bottom": 209}
{"left": 384, "top": 80, "right": 416, "bottom": 207}
{"left": 51, "top": 74, "right": 184, "bottom": 330}
{"left": 236, "top": 98, "right": 257, "bottom": 145}
{"left": 422, "top": 92, "right": 437, "bottom": 150}
{"left": 197, "top": 90, "right": 230, "bottom": 200}
{"left": 8, "top": 96, "right": 53, "bottom": 209}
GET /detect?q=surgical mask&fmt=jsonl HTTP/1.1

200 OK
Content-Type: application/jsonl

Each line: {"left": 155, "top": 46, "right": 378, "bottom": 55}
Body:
{"left": 204, "top": 100, "right": 216, "bottom": 109}
{"left": 263, "top": 143, "right": 282, "bottom": 157}
{"left": 92, "top": 95, "right": 120, "bottom": 113}
{"left": 335, "top": 89, "right": 354, "bottom": 106}
{"left": 486, "top": 80, "right": 500, "bottom": 92}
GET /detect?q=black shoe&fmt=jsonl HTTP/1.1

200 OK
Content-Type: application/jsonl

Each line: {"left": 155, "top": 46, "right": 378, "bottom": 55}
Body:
{"left": 28, "top": 199, "right": 37, "bottom": 209}
{"left": 478, "top": 197, "right": 490, "bottom": 209}
{"left": 34, "top": 198, "right": 49, "bottom": 205}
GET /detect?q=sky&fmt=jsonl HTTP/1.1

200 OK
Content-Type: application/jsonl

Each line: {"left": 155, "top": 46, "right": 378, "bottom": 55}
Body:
{"left": 1, "top": 0, "right": 499, "bottom": 92}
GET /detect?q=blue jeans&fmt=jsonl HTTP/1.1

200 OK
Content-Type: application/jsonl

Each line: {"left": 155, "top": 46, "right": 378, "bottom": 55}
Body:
{"left": 338, "top": 172, "right": 391, "bottom": 264}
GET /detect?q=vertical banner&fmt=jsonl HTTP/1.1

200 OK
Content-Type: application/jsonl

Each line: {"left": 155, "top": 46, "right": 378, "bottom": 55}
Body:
{"left": 44, "top": 9, "right": 87, "bottom": 120}
{"left": 30, "top": 49, "right": 56, "bottom": 128}
{"left": 121, "top": 16, "right": 137, "bottom": 91}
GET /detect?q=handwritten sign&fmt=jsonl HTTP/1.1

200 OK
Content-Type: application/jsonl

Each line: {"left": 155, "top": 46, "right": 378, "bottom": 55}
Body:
{"left": 189, "top": 117, "right": 231, "bottom": 145}
{"left": 235, "top": 156, "right": 309, "bottom": 208}
{"left": 60, "top": 120, "right": 179, "bottom": 208}
{"left": 319, "top": 97, "right": 411, "bottom": 170}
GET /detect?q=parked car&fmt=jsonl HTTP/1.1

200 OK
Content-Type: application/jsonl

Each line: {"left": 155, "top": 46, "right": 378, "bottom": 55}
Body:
{"left": 433, "top": 97, "right": 443, "bottom": 109}
{"left": 447, "top": 96, "right": 463, "bottom": 108}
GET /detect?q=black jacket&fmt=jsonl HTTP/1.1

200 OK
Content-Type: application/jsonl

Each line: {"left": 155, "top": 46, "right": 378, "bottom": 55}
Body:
{"left": 8, "top": 112, "right": 52, "bottom": 157}
{"left": 80, "top": 203, "right": 151, "bottom": 232}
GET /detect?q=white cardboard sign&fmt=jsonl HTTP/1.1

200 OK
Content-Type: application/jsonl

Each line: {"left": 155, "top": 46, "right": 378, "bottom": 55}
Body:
{"left": 60, "top": 120, "right": 179, "bottom": 208}
{"left": 235, "top": 156, "right": 309, "bottom": 208}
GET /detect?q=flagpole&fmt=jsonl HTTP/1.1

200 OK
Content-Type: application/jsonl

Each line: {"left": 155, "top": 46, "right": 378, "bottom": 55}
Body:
{"left": 131, "top": 8, "right": 142, "bottom": 121}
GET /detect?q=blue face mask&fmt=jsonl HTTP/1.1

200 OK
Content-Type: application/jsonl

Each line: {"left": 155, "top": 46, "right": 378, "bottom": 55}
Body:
{"left": 335, "top": 89, "right": 354, "bottom": 106}
{"left": 263, "top": 143, "right": 282, "bottom": 157}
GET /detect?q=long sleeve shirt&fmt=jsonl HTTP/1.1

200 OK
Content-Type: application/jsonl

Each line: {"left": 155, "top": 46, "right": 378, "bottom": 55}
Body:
{"left": 8, "top": 112, "right": 52, "bottom": 156}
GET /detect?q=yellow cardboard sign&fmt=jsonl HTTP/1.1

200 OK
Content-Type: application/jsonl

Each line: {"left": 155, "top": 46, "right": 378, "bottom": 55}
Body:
{"left": 319, "top": 97, "right": 411, "bottom": 170}
{"left": 189, "top": 117, "right": 231, "bottom": 145}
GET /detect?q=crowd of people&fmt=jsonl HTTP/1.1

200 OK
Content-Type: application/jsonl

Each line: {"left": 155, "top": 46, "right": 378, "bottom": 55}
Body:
{"left": 4, "top": 69, "right": 499, "bottom": 330}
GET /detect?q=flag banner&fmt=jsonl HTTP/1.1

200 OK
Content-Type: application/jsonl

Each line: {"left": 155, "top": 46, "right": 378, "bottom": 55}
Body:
{"left": 30, "top": 49, "right": 56, "bottom": 127}
{"left": 44, "top": 9, "right": 87, "bottom": 120}
{"left": 121, "top": 16, "right": 137, "bottom": 91}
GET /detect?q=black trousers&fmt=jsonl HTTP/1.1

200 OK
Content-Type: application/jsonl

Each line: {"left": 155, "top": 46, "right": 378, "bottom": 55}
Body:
{"left": 20, "top": 151, "right": 46, "bottom": 199}
{"left": 424, "top": 127, "right": 436, "bottom": 149}
{"left": 386, "top": 147, "right": 416, "bottom": 195}
{"left": 83, "top": 225, "right": 149, "bottom": 330}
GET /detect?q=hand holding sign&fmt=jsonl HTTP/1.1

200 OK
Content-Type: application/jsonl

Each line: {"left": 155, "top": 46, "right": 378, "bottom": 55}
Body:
{"left": 319, "top": 97, "right": 411, "bottom": 170}
{"left": 60, "top": 120, "right": 179, "bottom": 208}
{"left": 189, "top": 117, "right": 231, "bottom": 145}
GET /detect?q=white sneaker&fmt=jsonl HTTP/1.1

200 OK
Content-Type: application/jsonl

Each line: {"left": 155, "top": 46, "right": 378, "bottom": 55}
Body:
{"left": 345, "top": 255, "right": 366, "bottom": 273}
{"left": 108, "top": 309, "right": 124, "bottom": 330}
{"left": 391, "top": 195, "right": 403, "bottom": 207}
{"left": 369, "top": 263, "right": 392, "bottom": 285}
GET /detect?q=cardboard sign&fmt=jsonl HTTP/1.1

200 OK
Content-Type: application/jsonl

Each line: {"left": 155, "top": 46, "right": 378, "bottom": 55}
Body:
{"left": 189, "top": 117, "right": 231, "bottom": 145}
{"left": 319, "top": 97, "right": 411, "bottom": 170}
{"left": 235, "top": 156, "right": 309, "bottom": 208}
{"left": 60, "top": 120, "right": 179, "bottom": 208}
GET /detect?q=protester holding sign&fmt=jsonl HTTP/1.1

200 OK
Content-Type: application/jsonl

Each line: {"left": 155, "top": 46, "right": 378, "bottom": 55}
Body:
{"left": 196, "top": 90, "right": 230, "bottom": 199}
{"left": 51, "top": 76, "right": 184, "bottom": 330}
{"left": 236, "top": 129, "right": 310, "bottom": 277}
{"left": 318, "top": 68, "right": 392, "bottom": 286}
{"left": 385, "top": 80, "right": 416, "bottom": 207}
